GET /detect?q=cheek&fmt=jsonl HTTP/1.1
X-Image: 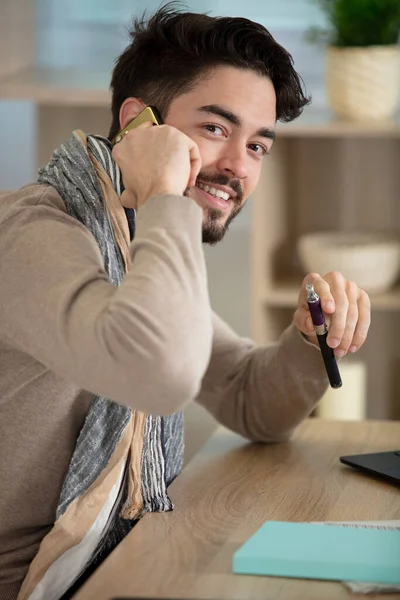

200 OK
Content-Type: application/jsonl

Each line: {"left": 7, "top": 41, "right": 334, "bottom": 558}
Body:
{"left": 242, "top": 164, "right": 262, "bottom": 199}
{"left": 194, "top": 137, "right": 222, "bottom": 166}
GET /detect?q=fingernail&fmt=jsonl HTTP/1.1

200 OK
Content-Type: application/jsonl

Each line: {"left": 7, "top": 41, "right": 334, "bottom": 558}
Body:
{"left": 349, "top": 345, "right": 358, "bottom": 353}
{"left": 334, "top": 348, "right": 345, "bottom": 358}
{"left": 325, "top": 301, "right": 334, "bottom": 311}
{"left": 329, "top": 337, "right": 340, "bottom": 348}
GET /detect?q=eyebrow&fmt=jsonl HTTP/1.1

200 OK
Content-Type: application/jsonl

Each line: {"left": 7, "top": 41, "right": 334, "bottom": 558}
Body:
{"left": 197, "top": 104, "right": 276, "bottom": 141}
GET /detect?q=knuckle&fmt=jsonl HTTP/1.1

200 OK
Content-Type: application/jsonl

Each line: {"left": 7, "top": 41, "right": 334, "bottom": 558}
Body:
{"left": 326, "top": 270, "right": 345, "bottom": 285}
{"left": 302, "top": 272, "right": 320, "bottom": 285}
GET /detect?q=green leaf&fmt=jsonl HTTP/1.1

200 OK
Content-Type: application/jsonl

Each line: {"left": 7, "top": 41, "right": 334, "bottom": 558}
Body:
{"left": 308, "top": 0, "right": 400, "bottom": 47}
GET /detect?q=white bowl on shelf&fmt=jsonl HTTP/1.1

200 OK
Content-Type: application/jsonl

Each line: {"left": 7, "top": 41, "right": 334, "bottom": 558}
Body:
{"left": 297, "top": 231, "right": 400, "bottom": 293}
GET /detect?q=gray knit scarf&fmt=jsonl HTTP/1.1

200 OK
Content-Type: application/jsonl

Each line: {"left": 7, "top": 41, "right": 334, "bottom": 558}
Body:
{"left": 37, "top": 131, "right": 184, "bottom": 575}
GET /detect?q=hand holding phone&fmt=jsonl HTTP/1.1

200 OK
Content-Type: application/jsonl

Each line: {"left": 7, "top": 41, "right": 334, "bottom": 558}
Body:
{"left": 111, "top": 106, "right": 202, "bottom": 209}
{"left": 112, "top": 106, "right": 162, "bottom": 145}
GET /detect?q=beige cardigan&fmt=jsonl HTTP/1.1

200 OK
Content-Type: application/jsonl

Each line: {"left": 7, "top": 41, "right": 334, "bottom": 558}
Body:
{"left": 0, "top": 184, "right": 328, "bottom": 599}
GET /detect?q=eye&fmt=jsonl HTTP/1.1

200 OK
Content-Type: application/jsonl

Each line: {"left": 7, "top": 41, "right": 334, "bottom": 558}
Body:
{"left": 203, "top": 124, "right": 226, "bottom": 136}
{"left": 248, "top": 143, "right": 268, "bottom": 157}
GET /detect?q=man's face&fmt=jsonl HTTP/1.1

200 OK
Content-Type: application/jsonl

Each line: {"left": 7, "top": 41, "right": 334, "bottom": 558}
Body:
{"left": 165, "top": 65, "right": 277, "bottom": 244}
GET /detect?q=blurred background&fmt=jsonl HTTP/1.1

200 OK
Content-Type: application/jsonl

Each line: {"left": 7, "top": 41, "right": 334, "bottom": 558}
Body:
{"left": 1, "top": 0, "right": 399, "bottom": 461}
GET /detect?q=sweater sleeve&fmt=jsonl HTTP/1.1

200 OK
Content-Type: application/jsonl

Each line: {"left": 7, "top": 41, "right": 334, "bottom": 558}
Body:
{"left": 195, "top": 312, "right": 329, "bottom": 442}
{"left": 0, "top": 185, "right": 213, "bottom": 415}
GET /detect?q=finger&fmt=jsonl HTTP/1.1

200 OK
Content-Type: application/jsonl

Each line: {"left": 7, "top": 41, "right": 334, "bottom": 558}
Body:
{"left": 324, "top": 273, "right": 349, "bottom": 350}
{"left": 297, "top": 273, "right": 331, "bottom": 336}
{"left": 293, "top": 306, "right": 315, "bottom": 336}
{"left": 122, "top": 120, "right": 154, "bottom": 141}
{"left": 113, "top": 120, "right": 154, "bottom": 152}
{"left": 187, "top": 139, "right": 202, "bottom": 187}
{"left": 120, "top": 189, "right": 137, "bottom": 209}
{"left": 312, "top": 272, "right": 337, "bottom": 314}
{"left": 331, "top": 280, "right": 359, "bottom": 356}
{"left": 134, "top": 120, "right": 155, "bottom": 129}
{"left": 348, "top": 289, "right": 371, "bottom": 353}
{"left": 306, "top": 271, "right": 346, "bottom": 346}
{"left": 299, "top": 273, "right": 335, "bottom": 313}
{"left": 111, "top": 119, "right": 159, "bottom": 165}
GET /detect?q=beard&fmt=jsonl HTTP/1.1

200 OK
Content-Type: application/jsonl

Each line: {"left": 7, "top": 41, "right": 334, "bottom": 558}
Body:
{"left": 193, "top": 170, "right": 245, "bottom": 245}
{"left": 202, "top": 203, "right": 244, "bottom": 245}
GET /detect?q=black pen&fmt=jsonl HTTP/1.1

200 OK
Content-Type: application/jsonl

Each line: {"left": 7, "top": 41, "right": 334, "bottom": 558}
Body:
{"left": 305, "top": 283, "right": 342, "bottom": 389}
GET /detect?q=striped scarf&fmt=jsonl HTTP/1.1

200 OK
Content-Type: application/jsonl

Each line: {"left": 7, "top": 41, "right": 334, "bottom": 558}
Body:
{"left": 17, "top": 131, "right": 184, "bottom": 600}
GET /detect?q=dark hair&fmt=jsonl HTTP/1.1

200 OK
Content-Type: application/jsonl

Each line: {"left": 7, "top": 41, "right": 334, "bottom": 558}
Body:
{"left": 108, "top": 2, "right": 310, "bottom": 140}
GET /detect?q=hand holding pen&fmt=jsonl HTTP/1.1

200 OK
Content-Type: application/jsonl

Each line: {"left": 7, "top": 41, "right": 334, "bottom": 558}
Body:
{"left": 306, "top": 282, "right": 342, "bottom": 388}
{"left": 292, "top": 273, "right": 371, "bottom": 386}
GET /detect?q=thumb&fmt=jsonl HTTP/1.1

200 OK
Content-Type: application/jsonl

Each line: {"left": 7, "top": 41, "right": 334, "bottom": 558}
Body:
{"left": 120, "top": 189, "right": 137, "bottom": 209}
{"left": 187, "top": 140, "right": 202, "bottom": 188}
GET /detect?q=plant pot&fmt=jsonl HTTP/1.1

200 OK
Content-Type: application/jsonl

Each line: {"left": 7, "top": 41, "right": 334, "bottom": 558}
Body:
{"left": 327, "top": 45, "right": 400, "bottom": 121}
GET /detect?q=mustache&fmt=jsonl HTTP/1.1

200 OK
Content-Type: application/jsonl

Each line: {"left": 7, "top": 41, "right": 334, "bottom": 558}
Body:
{"left": 195, "top": 171, "right": 243, "bottom": 203}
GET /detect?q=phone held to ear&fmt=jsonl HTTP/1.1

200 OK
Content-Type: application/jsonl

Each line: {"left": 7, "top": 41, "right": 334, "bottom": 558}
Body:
{"left": 112, "top": 106, "right": 163, "bottom": 145}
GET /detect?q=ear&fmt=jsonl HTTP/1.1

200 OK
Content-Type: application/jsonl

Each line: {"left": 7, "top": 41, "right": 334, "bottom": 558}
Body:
{"left": 119, "top": 97, "right": 146, "bottom": 130}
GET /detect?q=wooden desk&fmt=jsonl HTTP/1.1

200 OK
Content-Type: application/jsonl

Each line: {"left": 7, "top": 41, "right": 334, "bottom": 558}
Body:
{"left": 73, "top": 419, "right": 400, "bottom": 600}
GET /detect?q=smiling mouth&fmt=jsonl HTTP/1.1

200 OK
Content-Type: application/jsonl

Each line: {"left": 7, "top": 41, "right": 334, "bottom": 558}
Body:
{"left": 196, "top": 181, "right": 232, "bottom": 202}
{"left": 194, "top": 185, "right": 233, "bottom": 213}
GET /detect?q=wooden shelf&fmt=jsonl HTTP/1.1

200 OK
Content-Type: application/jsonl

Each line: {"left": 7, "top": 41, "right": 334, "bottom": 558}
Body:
{"left": 264, "top": 281, "right": 400, "bottom": 310}
{"left": 0, "top": 66, "right": 111, "bottom": 106}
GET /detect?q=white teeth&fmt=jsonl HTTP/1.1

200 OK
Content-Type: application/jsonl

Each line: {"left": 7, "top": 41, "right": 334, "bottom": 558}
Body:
{"left": 197, "top": 182, "right": 230, "bottom": 201}
{"left": 214, "top": 188, "right": 229, "bottom": 200}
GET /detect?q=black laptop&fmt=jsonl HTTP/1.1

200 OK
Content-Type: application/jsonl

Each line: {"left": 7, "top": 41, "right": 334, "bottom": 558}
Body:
{"left": 340, "top": 450, "right": 400, "bottom": 485}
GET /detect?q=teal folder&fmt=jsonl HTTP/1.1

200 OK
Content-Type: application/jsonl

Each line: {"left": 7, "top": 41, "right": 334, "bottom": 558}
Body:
{"left": 232, "top": 521, "right": 400, "bottom": 584}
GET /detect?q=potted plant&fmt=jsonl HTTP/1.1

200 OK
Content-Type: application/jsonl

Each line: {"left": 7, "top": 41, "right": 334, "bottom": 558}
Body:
{"left": 308, "top": 0, "right": 400, "bottom": 121}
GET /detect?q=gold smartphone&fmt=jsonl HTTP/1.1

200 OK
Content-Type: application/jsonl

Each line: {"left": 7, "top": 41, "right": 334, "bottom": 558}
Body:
{"left": 112, "top": 106, "right": 163, "bottom": 145}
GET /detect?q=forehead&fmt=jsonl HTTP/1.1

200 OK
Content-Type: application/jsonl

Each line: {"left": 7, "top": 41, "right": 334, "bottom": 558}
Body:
{"left": 171, "top": 65, "right": 277, "bottom": 127}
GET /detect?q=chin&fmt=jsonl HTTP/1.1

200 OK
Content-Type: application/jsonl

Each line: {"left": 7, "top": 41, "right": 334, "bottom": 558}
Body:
{"left": 202, "top": 229, "right": 225, "bottom": 245}
{"left": 200, "top": 201, "right": 244, "bottom": 245}
{"left": 201, "top": 209, "right": 229, "bottom": 245}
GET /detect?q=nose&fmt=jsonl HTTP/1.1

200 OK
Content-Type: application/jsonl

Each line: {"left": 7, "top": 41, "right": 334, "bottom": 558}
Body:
{"left": 216, "top": 143, "right": 248, "bottom": 180}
